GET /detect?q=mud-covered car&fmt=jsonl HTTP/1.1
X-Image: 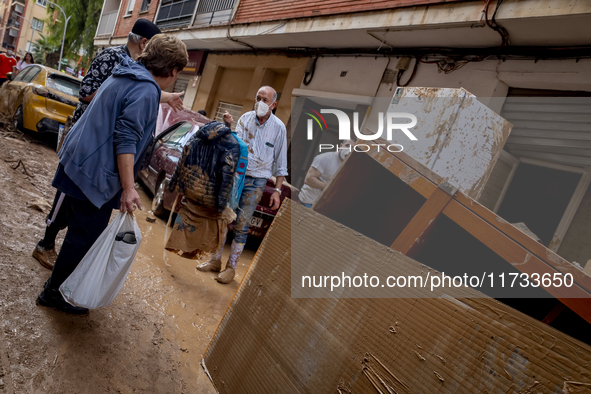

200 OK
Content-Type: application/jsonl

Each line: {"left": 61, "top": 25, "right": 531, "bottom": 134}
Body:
{"left": 0, "top": 65, "right": 80, "bottom": 134}
{"left": 138, "top": 120, "right": 297, "bottom": 240}
{"left": 138, "top": 121, "right": 199, "bottom": 217}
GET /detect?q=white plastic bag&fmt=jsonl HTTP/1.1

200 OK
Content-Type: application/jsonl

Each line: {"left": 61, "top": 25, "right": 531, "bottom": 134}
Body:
{"left": 60, "top": 212, "right": 142, "bottom": 309}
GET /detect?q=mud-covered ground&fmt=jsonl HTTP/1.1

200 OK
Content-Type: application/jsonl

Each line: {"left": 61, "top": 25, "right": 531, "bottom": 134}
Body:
{"left": 0, "top": 127, "right": 256, "bottom": 393}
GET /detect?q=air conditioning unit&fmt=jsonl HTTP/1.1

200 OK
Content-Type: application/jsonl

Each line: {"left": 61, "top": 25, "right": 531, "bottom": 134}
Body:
{"left": 14, "top": 4, "right": 24, "bottom": 14}
{"left": 8, "top": 28, "right": 18, "bottom": 37}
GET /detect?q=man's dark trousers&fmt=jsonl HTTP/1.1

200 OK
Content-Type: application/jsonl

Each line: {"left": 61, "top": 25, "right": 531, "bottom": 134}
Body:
{"left": 46, "top": 195, "right": 112, "bottom": 291}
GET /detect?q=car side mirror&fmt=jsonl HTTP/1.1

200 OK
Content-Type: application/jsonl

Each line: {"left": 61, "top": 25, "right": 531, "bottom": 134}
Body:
{"left": 6, "top": 72, "right": 13, "bottom": 81}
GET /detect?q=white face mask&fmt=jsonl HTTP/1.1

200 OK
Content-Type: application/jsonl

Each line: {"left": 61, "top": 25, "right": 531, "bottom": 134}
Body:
{"left": 255, "top": 101, "right": 270, "bottom": 117}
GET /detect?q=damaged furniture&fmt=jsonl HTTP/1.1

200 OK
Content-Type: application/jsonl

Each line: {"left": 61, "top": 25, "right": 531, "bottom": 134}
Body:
{"left": 313, "top": 142, "right": 591, "bottom": 325}
{"left": 202, "top": 87, "right": 591, "bottom": 392}
{"left": 202, "top": 201, "right": 591, "bottom": 393}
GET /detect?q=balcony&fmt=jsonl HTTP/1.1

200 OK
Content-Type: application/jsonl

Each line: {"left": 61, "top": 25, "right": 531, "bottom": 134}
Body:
{"left": 155, "top": 0, "right": 197, "bottom": 30}
{"left": 193, "top": 0, "right": 236, "bottom": 27}
{"left": 12, "top": 3, "right": 24, "bottom": 14}
{"left": 96, "top": 10, "right": 118, "bottom": 36}
{"left": 6, "top": 19, "right": 20, "bottom": 29}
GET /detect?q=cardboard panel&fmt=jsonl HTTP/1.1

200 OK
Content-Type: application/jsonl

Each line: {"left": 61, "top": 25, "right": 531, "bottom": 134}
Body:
{"left": 203, "top": 201, "right": 591, "bottom": 393}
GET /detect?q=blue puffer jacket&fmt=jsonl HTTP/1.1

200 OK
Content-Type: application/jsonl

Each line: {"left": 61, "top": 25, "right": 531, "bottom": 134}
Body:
{"left": 169, "top": 121, "right": 242, "bottom": 212}
{"left": 58, "top": 56, "right": 160, "bottom": 208}
{"left": 227, "top": 131, "right": 248, "bottom": 210}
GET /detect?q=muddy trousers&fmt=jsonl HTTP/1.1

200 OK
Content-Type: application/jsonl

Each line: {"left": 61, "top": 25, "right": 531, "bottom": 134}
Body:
{"left": 46, "top": 195, "right": 112, "bottom": 292}
{"left": 39, "top": 191, "right": 69, "bottom": 249}
{"left": 213, "top": 177, "right": 266, "bottom": 259}
{"left": 232, "top": 176, "right": 267, "bottom": 244}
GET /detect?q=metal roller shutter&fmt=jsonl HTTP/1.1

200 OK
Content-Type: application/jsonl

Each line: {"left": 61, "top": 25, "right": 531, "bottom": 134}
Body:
{"left": 502, "top": 88, "right": 591, "bottom": 168}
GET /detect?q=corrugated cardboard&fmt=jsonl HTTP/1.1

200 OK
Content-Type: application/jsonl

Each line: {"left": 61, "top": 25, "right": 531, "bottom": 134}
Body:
{"left": 203, "top": 200, "right": 591, "bottom": 393}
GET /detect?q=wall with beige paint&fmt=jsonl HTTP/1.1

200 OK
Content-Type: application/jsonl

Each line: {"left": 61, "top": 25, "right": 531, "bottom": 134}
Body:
{"left": 192, "top": 54, "right": 308, "bottom": 126}
{"left": 18, "top": 0, "right": 50, "bottom": 58}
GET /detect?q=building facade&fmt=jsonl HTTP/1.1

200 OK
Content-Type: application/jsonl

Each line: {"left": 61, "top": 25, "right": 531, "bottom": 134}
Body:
{"left": 94, "top": 0, "right": 591, "bottom": 269}
{"left": 93, "top": 0, "right": 307, "bottom": 121}
{"left": 0, "top": 0, "right": 28, "bottom": 51}
{"left": 17, "top": 0, "right": 49, "bottom": 56}
{"left": 0, "top": 0, "right": 52, "bottom": 57}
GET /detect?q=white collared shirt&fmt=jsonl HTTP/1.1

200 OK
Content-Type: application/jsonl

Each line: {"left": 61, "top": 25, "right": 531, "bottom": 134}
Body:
{"left": 236, "top": 111, "right": 288, "bottom": 179}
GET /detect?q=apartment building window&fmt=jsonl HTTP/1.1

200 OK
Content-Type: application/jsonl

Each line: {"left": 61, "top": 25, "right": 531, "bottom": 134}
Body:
{"left": 193, "top": 0, "right": 236, "bottom": 27}
{"left": 215, "top": 101, "right": 242, "bottom": 130}
{"left": 32, "top": 17, "right": 44, "bottom": 31}
{"left": 155, "top": 0, "right": 197, "bottom": 29}
{"left": 126, "top": 0, "right": 136, "bottom": 15}
{"left": 140, "top": 0, "right": 150, "bottom": 12}
{"left": 36, "top": 0, "right": 47, "bottom": 6}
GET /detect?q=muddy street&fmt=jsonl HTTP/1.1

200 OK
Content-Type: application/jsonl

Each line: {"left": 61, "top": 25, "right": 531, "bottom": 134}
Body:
{"left": 0, "top": 129, "right": 256, "bottom": 393}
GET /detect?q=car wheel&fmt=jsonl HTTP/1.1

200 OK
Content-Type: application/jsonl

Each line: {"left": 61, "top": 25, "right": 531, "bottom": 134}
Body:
{"left": 152, "top": 177, "right": 167, "bottom": 218}
{"left": 13, "top": 104, "right": 23, "bottom": 131}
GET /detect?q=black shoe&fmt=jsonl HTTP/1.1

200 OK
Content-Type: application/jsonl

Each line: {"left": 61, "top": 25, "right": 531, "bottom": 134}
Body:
{"left": 36, "top": 289, "right": 89, "bottom": 316}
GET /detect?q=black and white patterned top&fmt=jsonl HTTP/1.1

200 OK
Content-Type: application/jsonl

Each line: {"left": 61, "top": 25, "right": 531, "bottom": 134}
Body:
{"left": 71, "top": 45, "right": 131, "bottom": 124}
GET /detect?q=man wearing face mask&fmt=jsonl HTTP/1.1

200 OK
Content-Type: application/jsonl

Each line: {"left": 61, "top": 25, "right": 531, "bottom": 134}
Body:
{"left": 197, "top": 86, "right": 288, "bottom": 284}
{"left": 298, "top": 140, "right": 355, "bottom": 208}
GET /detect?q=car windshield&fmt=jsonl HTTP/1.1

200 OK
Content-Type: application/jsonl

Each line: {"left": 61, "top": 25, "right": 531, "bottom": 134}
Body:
{"left": 165, "top": 123, "right": 194, "bottom": 146}
{"left": 46, "top": 75, "right": 81, "bottom": 98}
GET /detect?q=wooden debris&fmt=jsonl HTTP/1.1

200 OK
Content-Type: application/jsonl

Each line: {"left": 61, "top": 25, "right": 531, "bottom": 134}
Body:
{"left": 4, "top": 159, "right": 34, "bottom": 177}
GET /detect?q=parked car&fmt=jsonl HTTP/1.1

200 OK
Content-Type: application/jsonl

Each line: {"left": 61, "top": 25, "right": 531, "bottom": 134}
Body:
{"left": 0, "top": 65, "right": 80, "bottom": 135}
{"left": 138, "top": 120, "right": 297, "bottom": 240}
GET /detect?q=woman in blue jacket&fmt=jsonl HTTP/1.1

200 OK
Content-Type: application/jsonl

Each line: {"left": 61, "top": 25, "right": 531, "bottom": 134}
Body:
{"left": 36, "top": 35, "right": 188, "bottom": 315}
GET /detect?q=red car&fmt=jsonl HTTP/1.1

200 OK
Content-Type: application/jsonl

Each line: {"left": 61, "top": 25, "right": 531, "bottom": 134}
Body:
{"left": 138, "top": 120, "right": 296, "bottom": 239}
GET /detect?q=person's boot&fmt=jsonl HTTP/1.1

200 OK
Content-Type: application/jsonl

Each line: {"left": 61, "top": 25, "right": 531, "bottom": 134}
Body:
{"left": 36, "top": 288, "right": 89, "bottom": 315}
{"left": 196, "top": 248, "right": 223, "bottom": 272}
{"left": 216, "top": 241, "right": 244, "bottom": 284}
{"left": 216, "top": 268, "right": 235, "bottom": 284}
{"left": 32, "top": 241, "right": 58, "bottom": 270}
{"left": 196, "top": 258, "right": 222, "bottom": 272}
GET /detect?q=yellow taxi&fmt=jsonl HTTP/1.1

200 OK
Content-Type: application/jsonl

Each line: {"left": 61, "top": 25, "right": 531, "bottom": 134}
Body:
{"left": 0, "top": 65, "right": 80, "bottom": 135}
